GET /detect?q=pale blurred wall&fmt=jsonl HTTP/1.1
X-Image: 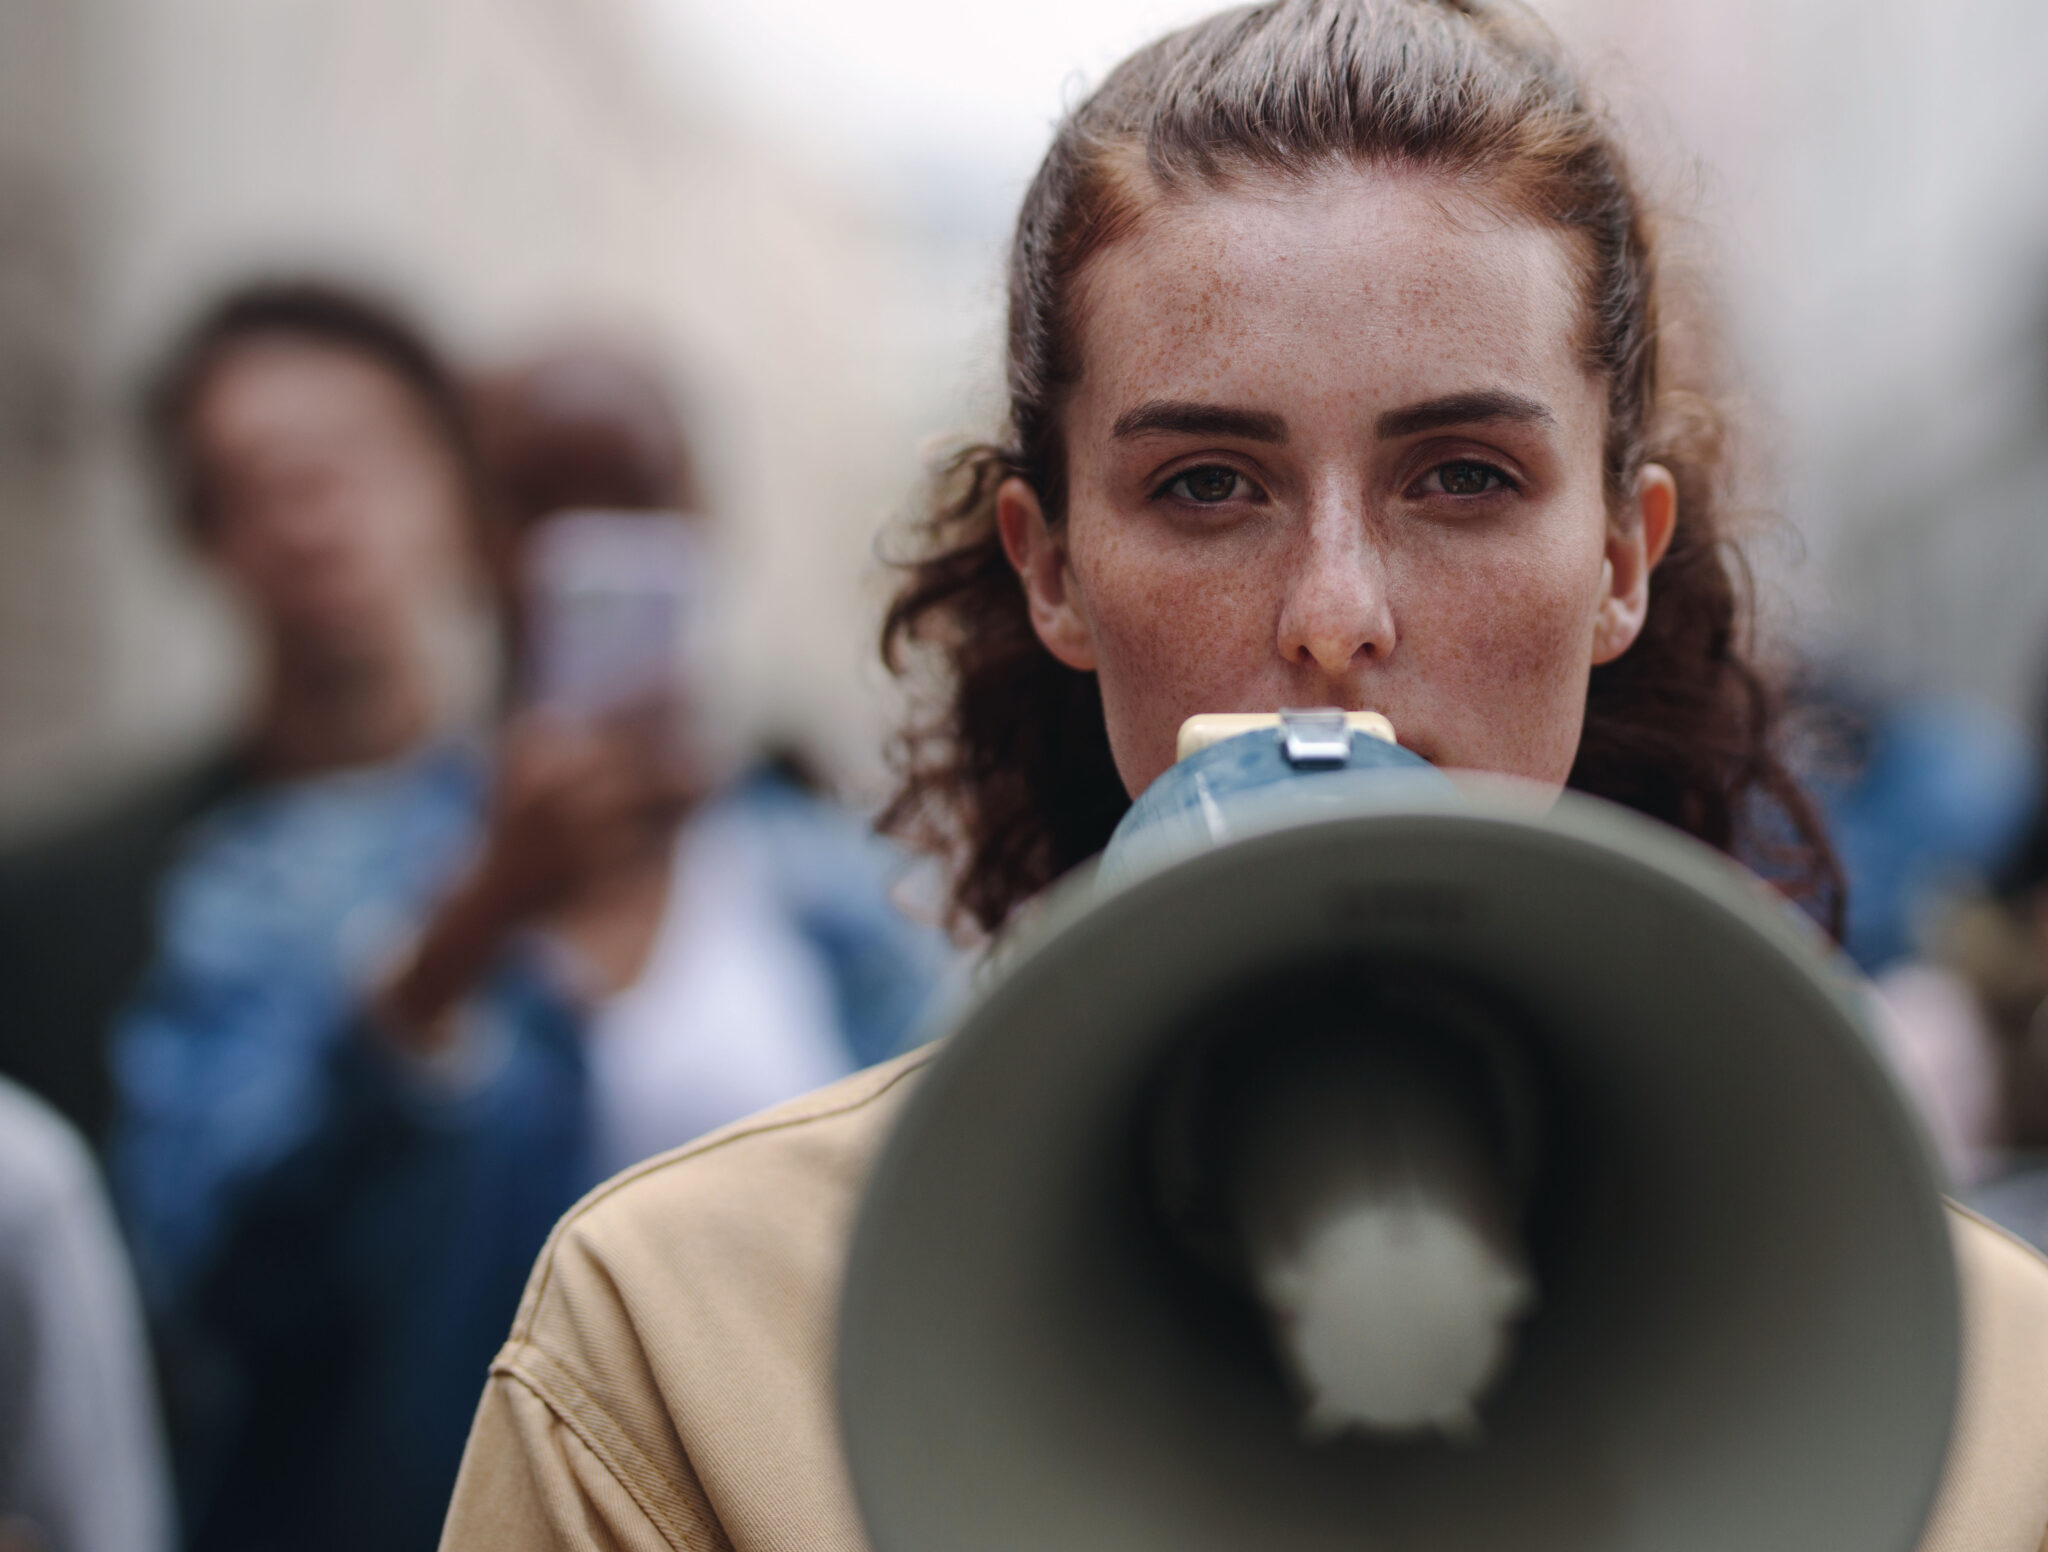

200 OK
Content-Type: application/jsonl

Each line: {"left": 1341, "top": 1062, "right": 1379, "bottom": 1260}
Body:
{"left": 0, "top": 0, "right": 956, "bottom": 834}
{"left": 1552, "top": 0, "right": 2048, "bottom": 713}
{"left": 0, "top": 0, "right": 93, "bottom": 819}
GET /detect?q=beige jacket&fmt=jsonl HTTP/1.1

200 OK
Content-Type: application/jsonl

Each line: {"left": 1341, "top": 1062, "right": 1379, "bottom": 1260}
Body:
{"left": 439, "top": 1049, "right": 2048, "bottom": 1552}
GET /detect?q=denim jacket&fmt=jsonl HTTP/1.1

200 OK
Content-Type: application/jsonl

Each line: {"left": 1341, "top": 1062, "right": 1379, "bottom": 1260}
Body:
{"left": 108, "top": 745, "right": 947, "bottom": 1552}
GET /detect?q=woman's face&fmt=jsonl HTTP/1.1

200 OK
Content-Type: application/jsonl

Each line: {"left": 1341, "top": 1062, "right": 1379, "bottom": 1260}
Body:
{"left": 999, "top": 166, "right": 1674, "bottom": 799}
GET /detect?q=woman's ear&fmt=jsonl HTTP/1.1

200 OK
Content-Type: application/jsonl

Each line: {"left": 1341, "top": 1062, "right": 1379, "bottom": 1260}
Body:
{"left": 996, "top": 476, "right": 1098, "bottom": 672}
{"left": 1590, "top": 462, "right": 1678, "bottom": 666}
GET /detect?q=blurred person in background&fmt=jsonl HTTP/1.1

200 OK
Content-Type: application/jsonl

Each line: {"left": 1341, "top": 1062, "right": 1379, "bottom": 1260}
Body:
{"left": 101, "top": 282, "right": 589, "bottom": 1552}
{"left": 102, "top": 299, "right": 946, "bottom": 1552}
{"left": 1802, "top": 687, "right": 2039, "bottom": 1187}
{"left": 1794, "top": 686, "right": 2040, "bottom": 1187}
{"left": 371, "top": 345, "right": 949, "bottom": 1183}
{"left": 1805, "top": 688, "right": 2039, "bottom": 978}
{"left": 1794, "top": 299, "right": 2048, "bottom": 1202}
{"left": 0, "top": 1076, "right": 171, "bottom": 1552}
{"left": 1875, "top": 654, "right": 2048, "bottom": 1245}
{"left": 0, "top": 281, "right": 493, "bottom": 1148}
{"left": 1803, "top": 281, "right": 2048, "bottom": 1212}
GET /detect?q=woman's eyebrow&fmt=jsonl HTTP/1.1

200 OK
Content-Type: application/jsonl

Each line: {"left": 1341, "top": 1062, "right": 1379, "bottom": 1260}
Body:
{"left": 1376, "top": 390, "right": 1556, "bottom": 439}
{"left": 1110, "top": 400, "right": 1288, "bottom": 443}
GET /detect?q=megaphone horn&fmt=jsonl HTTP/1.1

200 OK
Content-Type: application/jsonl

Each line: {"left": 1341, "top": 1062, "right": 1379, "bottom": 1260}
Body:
{"left": 840, "top": 711, "right": 1957, "bottom": 1552}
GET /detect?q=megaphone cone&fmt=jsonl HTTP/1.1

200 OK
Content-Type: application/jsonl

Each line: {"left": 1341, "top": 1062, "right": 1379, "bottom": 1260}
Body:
{"left": 839, "top": 719, "right": 1957, "bottom": 1552}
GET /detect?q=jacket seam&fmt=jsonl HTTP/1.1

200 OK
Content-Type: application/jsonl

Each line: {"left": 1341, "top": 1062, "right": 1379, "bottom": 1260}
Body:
{"left": 492, "top": 1350, "right": 708, "bottom": 1552}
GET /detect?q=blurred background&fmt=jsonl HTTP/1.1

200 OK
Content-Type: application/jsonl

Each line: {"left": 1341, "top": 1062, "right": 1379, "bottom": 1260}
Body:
{"left": 4, "top": 3, "right": 2048, "bottom": 1550}
{"left": 2, "top": 0, "right": 2047, "bottom": 825}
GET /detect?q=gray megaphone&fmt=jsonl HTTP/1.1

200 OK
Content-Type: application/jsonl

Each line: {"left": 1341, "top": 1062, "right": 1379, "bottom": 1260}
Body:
{"left": 839, "top": 710, "right": 1957, "bottom": 1552}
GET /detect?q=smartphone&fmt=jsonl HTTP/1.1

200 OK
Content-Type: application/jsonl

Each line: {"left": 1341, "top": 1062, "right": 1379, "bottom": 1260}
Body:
{"left": 520, "top": 509, "right": 706, "bottom": 719}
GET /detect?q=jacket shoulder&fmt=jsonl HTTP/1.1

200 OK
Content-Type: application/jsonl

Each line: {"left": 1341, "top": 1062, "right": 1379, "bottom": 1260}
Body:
{"left": 553, "top": 1049, "right": 925, "bottom": 1263}
{"left": 503, "top": 1047, "right": 935, "bottom": 1378}
{"left": 486, "top": 1051, "right": 934, "bottom": 1552}
{"left": 1922, "top": 1203, "right": 2048, "bottom": 1552}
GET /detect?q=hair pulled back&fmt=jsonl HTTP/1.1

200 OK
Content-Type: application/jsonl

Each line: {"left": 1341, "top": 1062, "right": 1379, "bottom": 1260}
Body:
{"left": 882, "top": 0, "right": 1840, "bottom": 936}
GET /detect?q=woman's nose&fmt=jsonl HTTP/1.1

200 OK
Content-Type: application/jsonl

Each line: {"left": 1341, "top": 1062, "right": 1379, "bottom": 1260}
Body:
{"left": 1276, "top": 508, "right": 1396, "bottom": 676}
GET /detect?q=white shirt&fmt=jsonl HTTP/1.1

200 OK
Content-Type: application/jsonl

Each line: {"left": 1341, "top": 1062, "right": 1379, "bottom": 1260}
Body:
{"left": 582, "top": 803, "right": 854, "bottom": 1179}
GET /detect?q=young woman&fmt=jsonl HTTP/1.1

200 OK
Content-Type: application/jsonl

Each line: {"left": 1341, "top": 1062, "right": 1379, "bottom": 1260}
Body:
{"left": 439, "top": 4, "right": 2048, "bottom": 1549}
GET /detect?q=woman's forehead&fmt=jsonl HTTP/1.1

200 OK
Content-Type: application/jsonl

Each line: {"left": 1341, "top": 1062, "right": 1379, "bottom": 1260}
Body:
{"left": 1069, "top": 168, "right": 1598, "bottom": 429}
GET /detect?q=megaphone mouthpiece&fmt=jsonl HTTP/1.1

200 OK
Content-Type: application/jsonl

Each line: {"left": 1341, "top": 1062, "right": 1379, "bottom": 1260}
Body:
{"left": 1207, "top": 1008, "right": 1539, "bottom": 1443}
{"left": 1276, "top": 1197, "right": 1532, "bottom": 1445}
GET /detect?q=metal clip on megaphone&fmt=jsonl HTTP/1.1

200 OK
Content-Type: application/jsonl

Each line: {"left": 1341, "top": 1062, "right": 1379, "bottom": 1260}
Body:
{"left": 840, "top": 710, "right": 1958, "bottom": 1552}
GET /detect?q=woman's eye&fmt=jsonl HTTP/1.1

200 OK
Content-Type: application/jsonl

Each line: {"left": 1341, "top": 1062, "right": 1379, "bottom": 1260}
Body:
{"left": 1163, "top": 466, "right": 1249, "bottom": 504}
{"left": 1425, "top": 459, "right": 1510, "bottom": 497}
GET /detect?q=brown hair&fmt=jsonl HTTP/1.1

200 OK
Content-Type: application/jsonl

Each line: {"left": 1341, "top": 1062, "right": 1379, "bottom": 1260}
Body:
{"left": 881, "top": 0, "right": 1842, "bottom": 937}
{"left": 468, "top": 346, "right": 703, "bottom": 679}
{"left": 146, "top": 278, "right": 481, "bottom": 538}
{"left": 470, "top": 346, "right": 700, "bottom": 534}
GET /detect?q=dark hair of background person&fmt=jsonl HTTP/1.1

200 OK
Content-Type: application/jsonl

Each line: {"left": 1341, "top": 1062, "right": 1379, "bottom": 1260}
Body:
{"left": 469, "top": 347, "right": 700, "bottom": 535}
{"left": 467, "top": 346, "right": 702, "bottom": 684}
{"left": 878, "top": 0, "right": 1845, "bottom": 938}
{"left": 1995, "top": 635, "right": 2048, "bottom": 905}
{"left": 1982, "top": 645, "right": 2048, "bottom": 1149}
{"left": 144, "top": 278, "right": 485, "bottom": 538}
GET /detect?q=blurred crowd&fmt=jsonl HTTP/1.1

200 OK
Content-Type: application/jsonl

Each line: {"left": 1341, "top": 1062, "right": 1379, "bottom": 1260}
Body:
{"left": 0, "top": 281, "right": 953, "bottom": 1552}
{"left": 1805, "top": 682, "right": 2048, "bottom": 1233}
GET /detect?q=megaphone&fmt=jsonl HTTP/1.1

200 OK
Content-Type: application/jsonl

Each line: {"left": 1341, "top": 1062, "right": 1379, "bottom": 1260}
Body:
{"left": 838, "top": 710, "right": 1958, "bottom": 1552}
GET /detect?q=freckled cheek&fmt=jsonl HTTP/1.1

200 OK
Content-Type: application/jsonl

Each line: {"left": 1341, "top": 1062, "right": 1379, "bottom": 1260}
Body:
{"left": 1403, "top": 549, "right": 1598, "bottom": 780}
{"left": 1070, "top": 526, "right": 1277, "bottom": 783}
